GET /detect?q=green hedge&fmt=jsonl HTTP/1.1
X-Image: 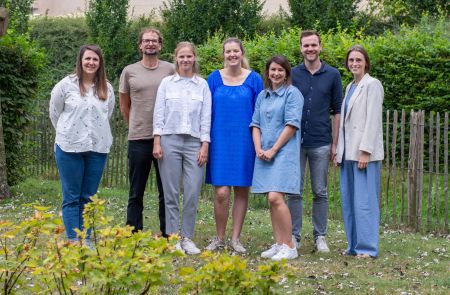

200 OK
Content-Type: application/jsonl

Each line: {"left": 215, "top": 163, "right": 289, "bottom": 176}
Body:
{"left": 0, "top": 34, "right": 44, "bottom": 185}
{"left": 198, "top": 18, "right": 450, "bottom": 112}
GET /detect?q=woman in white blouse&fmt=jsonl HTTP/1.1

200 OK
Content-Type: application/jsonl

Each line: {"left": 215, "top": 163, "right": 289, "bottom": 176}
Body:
{"left": 153, "top": 41, "right": 211, "bottom": 254}
{"left": 49, "top": 44, "right": 115, "bottom": 244}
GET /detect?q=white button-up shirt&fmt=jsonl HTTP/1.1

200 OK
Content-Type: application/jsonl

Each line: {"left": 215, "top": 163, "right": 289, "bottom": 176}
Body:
{"left": 153, "top": 74, "right": 212, "bottom": 142}
{"left": 49, "top": 74, "right": 115, "bottom": 153}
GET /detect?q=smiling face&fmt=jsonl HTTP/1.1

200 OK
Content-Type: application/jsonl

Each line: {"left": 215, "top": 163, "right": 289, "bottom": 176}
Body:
{"left": 347, "top": 51, "right": 367, "bottom": 80}
{"left": 223, "top": 41, "right": 243, "bottom": 68}
{"left": 81, "top": 49, "right": 100, "bottom": 77}
{"left": 300, "top": 34, "right": 322, "bottom": 64}
{"left": 268, "top": 62, "right": 286, "bottom": 90}
{"left": 139, "top": 32, "right": 161, "bottom": 56}
{"left": 176, "top": 46, "right": 195, "bottom": 76}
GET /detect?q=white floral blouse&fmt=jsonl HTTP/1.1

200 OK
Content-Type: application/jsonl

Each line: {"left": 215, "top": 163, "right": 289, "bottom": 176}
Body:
{"left": 49, "top": 74, "right": 115, "bottom": 153}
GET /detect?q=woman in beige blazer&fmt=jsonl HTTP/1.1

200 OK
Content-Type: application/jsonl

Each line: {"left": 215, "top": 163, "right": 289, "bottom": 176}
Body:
{"left": 335, "top": 45, "right": 384, "bottom": 258}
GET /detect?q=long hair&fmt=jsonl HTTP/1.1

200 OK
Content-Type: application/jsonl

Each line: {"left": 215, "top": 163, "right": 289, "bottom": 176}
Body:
{"left": 222, "top": 37, "right": 250, "bottom": 69}
{"left": 75, "top": 44, "right": 108, "bottom": 100}
{"left": 263, "top": 55, "right": 292, "bottom": 89}
{"left": 174, "top": 41, "right": 200, "bottom": 75}
{"left": 345, "top": 44, "right": 371, "bottom": 73}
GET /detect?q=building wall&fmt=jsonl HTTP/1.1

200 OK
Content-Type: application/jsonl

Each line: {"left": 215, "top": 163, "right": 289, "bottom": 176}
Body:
{"left": 32, "top": 0, "right": 289, "bottom": 17}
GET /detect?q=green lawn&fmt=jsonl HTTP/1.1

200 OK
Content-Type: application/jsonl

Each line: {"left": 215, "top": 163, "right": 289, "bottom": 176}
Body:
{"left": 1, "top": 178, "right": 449, "bottom": 294}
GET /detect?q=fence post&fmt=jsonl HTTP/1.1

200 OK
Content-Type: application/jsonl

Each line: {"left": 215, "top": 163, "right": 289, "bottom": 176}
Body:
{"left": 416, "top": 111, "right": 425, "bottom": 231}
{"left": 391, "top": 110, "right": 398, "bottom": 224}
{"left": 400, "top": 110, "right": 406, "bottom": 222}
{"left": 444, "top": 113, "right": 449, "bottom": 233}
{"left": 407, "top": 111, "right": 417, "bottom": 227}
{"left": 434, "top": 113, "right": 441, "bottom": 231}
{"left": 384, "top": 110, "right": 390, "bottom": 223}
{"left": 427, "top": 112, "right": 434, "bottom": 231}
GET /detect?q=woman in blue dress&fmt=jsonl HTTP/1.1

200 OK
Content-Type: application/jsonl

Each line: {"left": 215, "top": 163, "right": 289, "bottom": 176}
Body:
{"left": 251, "top": 55, "right": 303, "bottom": 260}
{"left": 205, "top": 37, "right": 263, "bottom": 253}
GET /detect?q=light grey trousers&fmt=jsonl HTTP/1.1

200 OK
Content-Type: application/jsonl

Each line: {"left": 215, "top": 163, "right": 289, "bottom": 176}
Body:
{"left": 158, "top": 134, "right": 203, "bottom": 238}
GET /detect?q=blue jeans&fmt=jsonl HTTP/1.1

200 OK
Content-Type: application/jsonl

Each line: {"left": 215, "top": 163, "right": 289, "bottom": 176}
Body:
{"left": 287, "top": 144, "right": 330, "bottom": 241}
{"left": 55, "top": 145, "right": 108, "bottom": 239}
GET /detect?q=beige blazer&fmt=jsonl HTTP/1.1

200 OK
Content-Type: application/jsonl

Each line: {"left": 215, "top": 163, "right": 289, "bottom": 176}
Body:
{"left": 336, "top": 73, "right": 384, "bottom": 163}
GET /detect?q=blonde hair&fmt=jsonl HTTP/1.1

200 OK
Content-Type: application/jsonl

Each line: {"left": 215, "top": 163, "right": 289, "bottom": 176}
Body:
{"left": 222, "top": 37, "right": 250, "bottom": 69}
{"left": 174, "top": 41, "right": 200, "bottom": 75}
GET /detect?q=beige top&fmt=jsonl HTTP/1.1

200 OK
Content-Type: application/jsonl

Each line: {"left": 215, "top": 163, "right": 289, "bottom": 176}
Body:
{"left": 119, "top": 60, "right": 175, "bottom": 140}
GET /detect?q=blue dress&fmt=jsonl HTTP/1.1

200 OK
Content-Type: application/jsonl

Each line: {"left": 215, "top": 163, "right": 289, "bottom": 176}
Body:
{"left": 250, "top": 85, "right": 304, "bottom": 194}
{"left": 205, "top": 70, "right": 263, "bottom": 186}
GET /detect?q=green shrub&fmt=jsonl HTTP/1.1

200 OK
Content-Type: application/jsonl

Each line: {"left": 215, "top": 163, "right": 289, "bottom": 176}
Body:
{"left": 198, "top": 18, "right": 450, "bottom": 112}
{"left": 1, "top": 0, "right": 33, "bottom": 35}
{"left": 0, "top": 34, "right": 44, "bottom": 185}
{"left": 160, "top": 0, "right": 264, "bottom": 53}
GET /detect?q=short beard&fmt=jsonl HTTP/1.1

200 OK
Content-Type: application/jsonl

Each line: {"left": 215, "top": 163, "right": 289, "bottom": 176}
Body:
{"left": 143, "top": 51, "right": 158, "bottom": 56}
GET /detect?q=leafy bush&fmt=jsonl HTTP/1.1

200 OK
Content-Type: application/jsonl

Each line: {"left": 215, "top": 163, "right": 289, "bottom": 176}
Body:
{"left": 0, "top": 0, "right": 33, "bottom": 34}
{"left": 198, "top": 18, "right": 450, "bottom": 112}
{"left": 288, "top": 0, "right": 358, "bottom": 32}
{"left": 160, "top": 0, "right": 264, "bottom": 53}
{"left": 0, "top": 34, "right": 44, "bottom": 185}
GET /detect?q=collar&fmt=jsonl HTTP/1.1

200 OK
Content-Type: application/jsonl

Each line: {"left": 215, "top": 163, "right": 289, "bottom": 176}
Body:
{"left": 299, "top": 61, "right": 327, "bottom": 74}
{"left": 265, "top": 84, "right": 287, "bottom": 97}
{"left": 171, "top": 73, "right": 200, "bottom": 85}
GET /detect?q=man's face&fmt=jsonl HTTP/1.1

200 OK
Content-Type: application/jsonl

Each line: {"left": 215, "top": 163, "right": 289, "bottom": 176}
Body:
{"left": 139, "top": 32, "right": 161, "bottom": 56}
{"left": 300, "top": 35, "right": 322, "bottom": 63}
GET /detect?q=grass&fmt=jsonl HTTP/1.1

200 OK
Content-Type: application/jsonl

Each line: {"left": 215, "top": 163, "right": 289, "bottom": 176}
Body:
{"left": 2, "top": 178, "right": 449, "bottom": 294}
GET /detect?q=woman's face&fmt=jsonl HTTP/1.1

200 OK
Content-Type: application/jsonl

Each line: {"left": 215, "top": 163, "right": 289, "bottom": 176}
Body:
{"left": 223, "top": 42, "right": 243, "bottom": 68}
{"left": 347, "top": 51, "right": 366, "bottom": 78}
{"left": 268, "top": 62, "right": 286, "bottom": 90}
{"left": 82, "top": 49, "right": 100, "bottom": 77}
{"left": 176, "top": 46, "right": 195, "bottom": 75}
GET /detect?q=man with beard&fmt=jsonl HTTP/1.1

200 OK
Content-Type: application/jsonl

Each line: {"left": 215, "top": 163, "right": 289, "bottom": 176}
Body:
{"left": 287, "top": 30, "right": 343, "bottom": 253}
{"left": 119, "top": 28, "right": 174, "bottom": 235}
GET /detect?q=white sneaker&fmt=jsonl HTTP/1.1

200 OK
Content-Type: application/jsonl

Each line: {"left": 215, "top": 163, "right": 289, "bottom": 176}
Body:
{"left": 181, "top": 237, "right": 201, "bottom": 255}
{"left": 271, "top": 244, "right": 298, "bottom": 261}
{"left": 315, "top": 236, "right": 330, "bottom": 253}
{"left": 261, "top": 244, "right": 281, "bottom": 258}
{"left": 174, "top": 242, "right": 184, "bottom": 252}
{"left": 230, "top": 239, "right": 246, "bottom": 253}
{"left": 292, "top": 235, "right": 301, "bottom": 249}
{"left": 205, "top": 237, "right": 225, "bottom": 251}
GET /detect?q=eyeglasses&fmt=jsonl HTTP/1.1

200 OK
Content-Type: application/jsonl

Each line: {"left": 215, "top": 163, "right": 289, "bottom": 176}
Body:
{"left": 142, "top": 39, "right": 159, "bottom": 45}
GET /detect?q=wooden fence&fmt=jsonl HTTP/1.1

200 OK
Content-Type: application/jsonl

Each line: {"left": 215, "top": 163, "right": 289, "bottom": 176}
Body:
{"left": 26, "top": 102, "right": 449, "bottom": 233}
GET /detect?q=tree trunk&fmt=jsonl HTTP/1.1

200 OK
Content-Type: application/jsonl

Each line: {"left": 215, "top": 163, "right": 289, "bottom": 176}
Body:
{"left": 0, "top": 101, "right": 10, "bottom": 199}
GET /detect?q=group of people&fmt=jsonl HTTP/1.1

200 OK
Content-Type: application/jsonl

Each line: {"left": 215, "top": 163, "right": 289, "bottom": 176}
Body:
{"left": 49, "top": 28, "right": 384, "bottom": 261}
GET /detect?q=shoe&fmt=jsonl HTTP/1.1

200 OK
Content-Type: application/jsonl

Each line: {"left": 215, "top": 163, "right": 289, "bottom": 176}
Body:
{"left": 230, "top": 239, "right": 246, "bottom": 253}
{"left": 205, "top": 237, "right": 225, "bottom": 251}
{"left": 174, "top": 241, "right": 184, "bottom": 252}
{"left": 292, "top": 235, "right": 301, "bottom": 249}
{"left": 181, "top": 237, "right": 201, "bottom": 255}
{"left": 315, "top": 236, "right": 330, "bottom": 253}
{"left": 261, "top": 244, "right": 281, "bottom": 258}
{"left": 271, "top": 244, "right": 298, "bottom": 261}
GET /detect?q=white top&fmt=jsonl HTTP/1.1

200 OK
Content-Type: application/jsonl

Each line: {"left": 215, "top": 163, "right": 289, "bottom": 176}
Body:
{"left": 49, "top": 74, "right": 115, "bottom": 153}
{"left": 153, "top": 74, "right": 212, "bottom": 142}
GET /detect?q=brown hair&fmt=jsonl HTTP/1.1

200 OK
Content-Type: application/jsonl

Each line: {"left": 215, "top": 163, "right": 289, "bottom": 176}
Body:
{"left": 174, "top": 41, "right": 200, "bottom": 75}
{"left": 300, "top": 30, "right": 321, "bottom": 45}
{"left": 222, "top": 37, "right": 250, "bottom": 69}
{"left": 345, "top": 44, "right": 371, "bottom": 73}
{"left": 75, "top": 44, "right": 108, "bottom": 100}
{"left": 137, "top": 27, "right": 163, "bottom": 55}
{"left": 263, "top": 55, "right": 292, "bottom": 88}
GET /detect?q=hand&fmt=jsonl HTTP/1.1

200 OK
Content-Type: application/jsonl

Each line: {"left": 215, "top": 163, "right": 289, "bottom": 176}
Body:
{"left": 197, "top": 143, "right": 209, "bottom": 167}
{"left": 262, "top": 148, "right": 276, "bottom": 161}
{"left": 358, "top": 151, "right": 370, "bottom": 169}
{"left": 256, "top": 147, "right": 265, "bottom": 160}
{"left": 153, "top": 143, "right": 163, "bottom": 159}
{"left": 330, "top": 143, "right": 337, "bottom": 161}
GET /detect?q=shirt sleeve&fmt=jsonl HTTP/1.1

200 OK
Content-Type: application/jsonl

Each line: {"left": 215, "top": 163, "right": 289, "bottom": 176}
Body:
{"left": 251, "top": 72, "right": 264, "bottom": 107}
{"left": 153, "top": 78, "right": 167, "bottom": 136}
{"left": 119, "top": 67, "right": 129, "bottom": 94}
{"left": 107, "top": 83, "right": 115, "bottom": 120}
{"left": 284, "top": 87, "right": 303, "bottom": 129}
{"left": 330, "top": 70, "right": 343, "bottom": 115}
{"left": 49, "top": 78, "right": 66, "bottom": 129}
{"left": 200, "top": 80, "right": 212, "bottom": 142}
{"left": 250, "top": 90, "right": 264, "bottom": 129}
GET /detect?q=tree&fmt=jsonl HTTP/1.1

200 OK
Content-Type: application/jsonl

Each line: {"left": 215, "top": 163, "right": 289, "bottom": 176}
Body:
{"left": 86, "top": 0, "right": 133, "bottom": 79}
{"left": 288, "top": 0, "right": 358, "bottom": 32}
{"left": 0, "top": 5, "right": 9, "bottom": 199}
{"left": 160, "top": 0, "right": 264, "bottom": 52}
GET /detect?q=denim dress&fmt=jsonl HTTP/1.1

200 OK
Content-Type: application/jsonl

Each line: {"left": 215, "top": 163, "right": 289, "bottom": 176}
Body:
{"left": 250, "top": 85, "right": 303, "bottom": 194}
